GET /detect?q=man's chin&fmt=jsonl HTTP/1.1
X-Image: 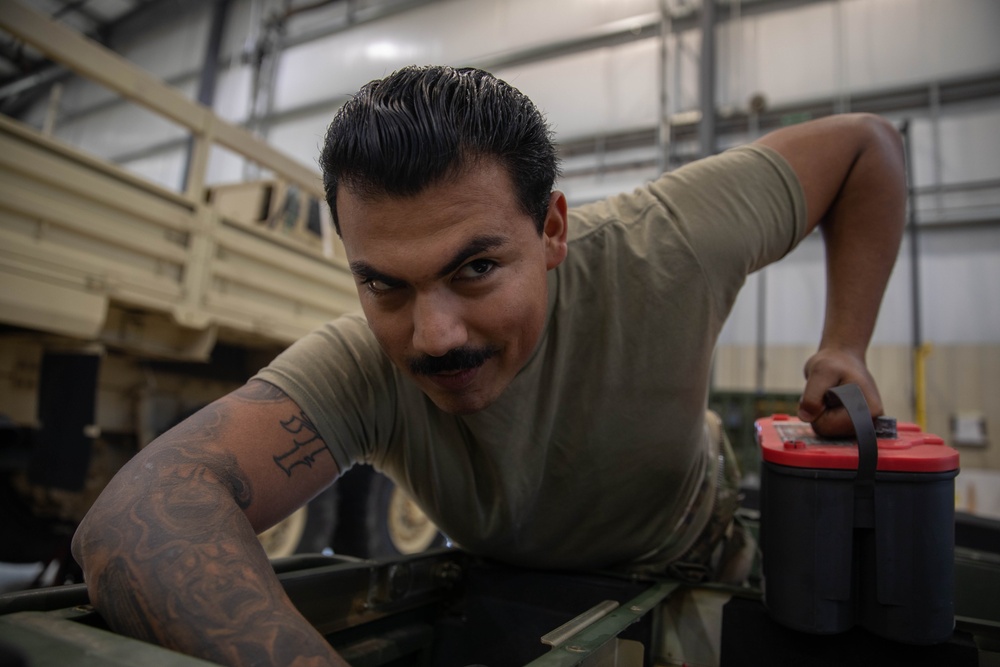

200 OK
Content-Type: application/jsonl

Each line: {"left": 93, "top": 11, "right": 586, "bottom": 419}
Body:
{"left": 409, "top": 361, "right": 505, "bottom": 415}
{"left": 417, "top": 374, "right": 505, "bottom": 415}
{"left": 426, "top": 389, "right": 496, "bottom": 416}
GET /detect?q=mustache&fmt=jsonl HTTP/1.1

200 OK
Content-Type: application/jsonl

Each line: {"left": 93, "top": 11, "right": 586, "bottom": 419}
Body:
{"left": 408, "top": 346, "right": 500, "bottom": 376}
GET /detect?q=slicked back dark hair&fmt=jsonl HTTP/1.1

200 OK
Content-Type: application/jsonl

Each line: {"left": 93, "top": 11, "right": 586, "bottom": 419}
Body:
{"left": 320, "top": 65, "right": 560, "bottom": 235}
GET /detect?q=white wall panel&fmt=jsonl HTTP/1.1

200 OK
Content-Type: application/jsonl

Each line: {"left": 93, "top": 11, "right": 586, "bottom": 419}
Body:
{"left": 906, "top": 102, "right": 1000, "bottom": 228}
{"left": 213, "top": 65, "right": 254, "bottom": 124}
{"left": 673, "top": 29, "right": 704, "bottom": 112}
{"left": 839, "top": 0, "right": 1000, "bottom": 93}
{"left": 496, "top": 38, "right": 660, "bottom": 142}
{"left": 718, "top": 223, "right": 1000, "bottom": 347}
{"left": 753, "top": 242, "right": 827, "bottom": 347}
{"left": 55, "top": 94, "right": 191, "bottom": 160}
{"left": 919, "top": 227, "right": 1000, "bottom": 344}
{"left": 491, "top": 0, "right": 656, "bottom": 43}
{"left": 270, "top": 0, "right": 657, "bottom": 113}
{"left": 716, "top": 6, "right": 752, "bottom": 113}
{"left": 717, "top": 229, "right": 928, "bottom": 348}
{"left": 716, "top": 268, "right": 763, "bottom": 348}
{"left": 749, "top": 3, "right": 840, "bottom": 108}
{"left": 867, "top": 255, "right": 917, "bottom": 346}
{"left": 53, "top": 78, "right": 120, "bottom": 118}
{"left": 908, "top": 115, "right": 938, "bottom": 187}
{"left": 936, "top": 105, "right": 1000, "bottom": 185}
{"left": 205, "top": 145, "right": 248, "bottom": 187}
{"left": 113, "top": 4, "right": 211, "bottom": 84}
{"left": 717, "top": 235, "right": 828, "bottom": 348}
{"left": 720, "top": 0, "right": 1000, "bottom": 112}
{"left": 220, "top": 0, "right": 265, "bottom": 63}
{"left": 266, "top": 109, "right": 333, "bottom": 174}
{"left": 560, "top": 165, "right": 661, "bottom": 208}
{"left": 496, "top": 27, "right": 707, "bottom": 144}
{"left": 119, "top": 149, "right": 187, "bottom": 192}
{"left": 559, "top": 144, "right": 661, "bottom": 205}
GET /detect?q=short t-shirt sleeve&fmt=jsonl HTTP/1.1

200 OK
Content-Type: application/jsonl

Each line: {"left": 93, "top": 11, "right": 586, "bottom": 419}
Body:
{"left": 644, "top": 144, "right": 808, "bottom": 309}
{"left": 252, "top": 313, "right": 396, "bottom": 472}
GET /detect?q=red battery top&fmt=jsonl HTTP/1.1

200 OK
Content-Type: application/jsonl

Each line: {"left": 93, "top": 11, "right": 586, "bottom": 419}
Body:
{"left": 756, "top": 414, "right": 960, "bottom": 473}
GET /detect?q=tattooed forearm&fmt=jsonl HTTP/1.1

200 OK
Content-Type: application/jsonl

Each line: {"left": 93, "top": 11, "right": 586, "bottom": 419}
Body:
{"left": 72, "top": 390, "right": 346, "bottom": 667}
{"left": 274, "top": 412, "right": 332, "bottom": 477}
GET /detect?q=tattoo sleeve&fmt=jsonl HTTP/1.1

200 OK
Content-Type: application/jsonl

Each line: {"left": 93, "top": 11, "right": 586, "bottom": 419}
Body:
{"left": 72, "top": 384, "right": 347, "bottom": 667}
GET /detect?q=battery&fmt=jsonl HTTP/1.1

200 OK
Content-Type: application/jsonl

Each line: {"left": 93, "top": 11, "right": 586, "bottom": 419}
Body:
{"left": 756, "top": 384, "right": 960, "bottom": 645}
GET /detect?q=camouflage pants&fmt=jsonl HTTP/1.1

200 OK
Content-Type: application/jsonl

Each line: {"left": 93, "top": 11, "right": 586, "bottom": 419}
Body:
{"left": 666, "top": 411, "right": 753, "bottom": 585}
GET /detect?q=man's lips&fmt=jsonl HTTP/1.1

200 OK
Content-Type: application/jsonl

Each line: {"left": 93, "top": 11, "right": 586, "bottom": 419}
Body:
{"left": 424, "top": 366, "right": 480, "bottom": 392}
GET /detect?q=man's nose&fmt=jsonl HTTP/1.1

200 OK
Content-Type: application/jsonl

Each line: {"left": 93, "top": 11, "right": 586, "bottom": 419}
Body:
{"left": 411, "top": 291, "right": 468, "bottom": 357}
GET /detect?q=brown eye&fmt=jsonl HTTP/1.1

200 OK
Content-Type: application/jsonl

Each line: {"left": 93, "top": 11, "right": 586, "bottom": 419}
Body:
{"left": 456, "top": 259, "right": 495, "bottom": 280}
{"left": 363, "top": 278, "right": 395, "bottom": 294}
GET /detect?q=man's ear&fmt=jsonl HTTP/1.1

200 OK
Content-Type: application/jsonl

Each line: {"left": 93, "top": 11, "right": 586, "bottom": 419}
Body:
{"left": 542, "top": 191, "right": 569, "bottom": 270}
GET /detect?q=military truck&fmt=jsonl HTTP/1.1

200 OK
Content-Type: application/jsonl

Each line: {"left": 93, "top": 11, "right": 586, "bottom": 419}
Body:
{"left": 0, "top": 3, "right": 441, "bottom": 580}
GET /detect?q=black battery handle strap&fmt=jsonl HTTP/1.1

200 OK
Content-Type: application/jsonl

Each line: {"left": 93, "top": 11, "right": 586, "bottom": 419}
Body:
{"left": 824, "top": 383, "right": 879, "bottom": 489}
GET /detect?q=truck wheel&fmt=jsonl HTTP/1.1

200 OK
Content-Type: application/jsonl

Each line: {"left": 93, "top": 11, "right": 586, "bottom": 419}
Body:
{"left": 257, "top": 484, "right": 338, "bottom": 558}
{"left": 0, "top": 473, "right": 70, "bottom": 564}
{"left": 332, "top": 466, "right": 445, "bottom": 559}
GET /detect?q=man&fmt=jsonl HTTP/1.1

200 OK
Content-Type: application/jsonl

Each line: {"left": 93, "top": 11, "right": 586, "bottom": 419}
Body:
{"left": 72, "top": 65, "right": 905, "bottom": 666}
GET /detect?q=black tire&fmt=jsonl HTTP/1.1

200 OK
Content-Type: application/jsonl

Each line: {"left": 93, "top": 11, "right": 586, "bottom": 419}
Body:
{"left": 297, "top": 483, "right": 339, "bottom": 553}
{"left": 0, "top": 473, "right": 74, "bottom": 564}
{"left": 257, "top": 483, "right": 339, "bottom": 558}
{"left": 332, "top": 465, "right": 445, "bottom": 560}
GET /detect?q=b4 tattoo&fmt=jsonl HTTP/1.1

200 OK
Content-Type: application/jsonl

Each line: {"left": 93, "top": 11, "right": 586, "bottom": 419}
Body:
{"left": 273, "top": 411, "right": 330, "bottom": 476}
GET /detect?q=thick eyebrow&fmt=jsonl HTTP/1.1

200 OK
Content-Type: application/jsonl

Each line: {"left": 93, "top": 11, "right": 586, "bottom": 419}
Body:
{"left": 348, "top": 260, "right": 402, "bottom": 286}
{"left": 349, "top": 234, "right": 509, "bottom": 284}
{"left": 436, "top": 234, "right": 509, "bottom": 278}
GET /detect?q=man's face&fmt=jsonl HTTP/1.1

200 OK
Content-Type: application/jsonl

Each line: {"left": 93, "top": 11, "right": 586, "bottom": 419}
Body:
{"left": 338, "top": 161, "right": 567, "bottom": 415}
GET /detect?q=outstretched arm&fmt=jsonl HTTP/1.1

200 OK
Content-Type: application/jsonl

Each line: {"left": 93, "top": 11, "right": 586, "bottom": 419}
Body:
{"left": 72, "top": 380, "right": 348, "bottom": 666}
{"left": 755, "top": 113, "right": 906, "bottom": 435}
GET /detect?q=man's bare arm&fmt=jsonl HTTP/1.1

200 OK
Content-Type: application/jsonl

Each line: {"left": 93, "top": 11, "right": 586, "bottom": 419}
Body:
{"left": 72, "top": 380, "right": 348, "bottom": 666}
{"left": 756, "top": 113, "right": 906, "bottom": 435}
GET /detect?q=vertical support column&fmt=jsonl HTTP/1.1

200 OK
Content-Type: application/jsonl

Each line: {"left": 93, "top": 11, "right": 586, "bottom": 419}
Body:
{"left": 28, "top": 346, "right": 104, "bottom": 491}
{"left": 180, "top": 114, "right": 217, "bottom": 332}
{"left": 929, "top": 81, "right": 943, "bottom": 212}
{"left": 42, "top": 82, "right": 63, "bottom": 136}
{"left": 900, "top": 121, "right": 927, "bottom": 429}
{"left": 833, "top": 0, "right": 851, "bottom": 114}
{"left": 184, "top": 118, "right": 213, "bottom": 200}
{"left": 755, "top": 270, "right": 767, "bottom": 393}
{"left": 181, "top": 0, "right": 231, "bottom": 191}
{"left": 748, "top": 91, "right": 768, "bottom": 392}
{"left": 699, "top": 0, "right": 717, "bottom": 158}
{"left": 657, "top": 0, "right": 672, "bottom": 174}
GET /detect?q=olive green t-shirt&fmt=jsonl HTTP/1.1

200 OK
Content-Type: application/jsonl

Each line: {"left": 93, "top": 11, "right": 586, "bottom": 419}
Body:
{"left": 255, "top": 144, "right": 807, "bottom": 571}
